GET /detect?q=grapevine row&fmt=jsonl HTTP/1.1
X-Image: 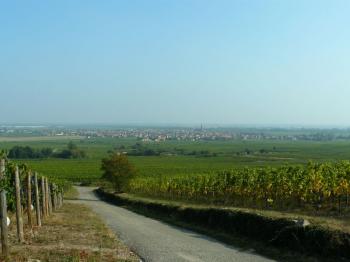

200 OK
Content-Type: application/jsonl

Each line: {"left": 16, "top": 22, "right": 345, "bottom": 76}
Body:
{"left": 0, "top": 153, "right": 69, "bottom": 258}
{"left": 128, "top": 161, "right": 350, "bottom": 212}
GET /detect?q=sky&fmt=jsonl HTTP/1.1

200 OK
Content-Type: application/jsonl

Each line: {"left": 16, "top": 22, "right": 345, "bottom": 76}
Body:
{"left": 1, "top": 0, "right": 350, "bottom": 126}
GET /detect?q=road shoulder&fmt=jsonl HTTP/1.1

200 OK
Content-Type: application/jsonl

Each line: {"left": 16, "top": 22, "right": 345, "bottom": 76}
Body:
{"left": 9, "top": 198, "right": 139, "bottom": 261}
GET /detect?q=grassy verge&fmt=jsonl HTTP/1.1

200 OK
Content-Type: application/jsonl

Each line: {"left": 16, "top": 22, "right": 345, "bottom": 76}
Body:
{"left": 96, "top": 189, "right": 350, "bottom": 262}
{"left": 8, "top": 202, "right": 139, "bottom": 262}
{"left": 64, "top": 186, "right": 80, "bottom": 200}
{"left": 119, "top": 193, "right": 350, "bottom": 233}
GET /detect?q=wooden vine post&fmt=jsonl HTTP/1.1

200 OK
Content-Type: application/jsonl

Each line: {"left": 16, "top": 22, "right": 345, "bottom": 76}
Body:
{"left": 0, "top": 159, "right": 4, "bottom": 179}
{"left": 47, "top": 180, "right": 52, "bottom": 215}
{"left": 54, "top": 184, "right": 58, "bottom": 210}
{"left": 61, "top": 189, "right": 64, "bottom": 206}
{"left": 41, "top": 176, "right": 46, "bottom": 219}
{"left": 52, "top": 184, "right": 57, "bottom": 211}
{"left": 0, "top": 157, "right": 66, "bottom": 257}
{"left": 57, "top": 192, "right": 60, "bottom": 208}
{"left": 45, "top": 178, "right": 49, "bottom": 216}
{"left": 57, "top": 191, "right": 61, "bottom": 208}
{"left": 0, "top": 159, "right": 8, "bottom": 256}
{"left": 34, "top": 172, "right": 41, "bottom": 227}
{"left": 56, "top": 186, "right": 59, "bottom": 209}
{"left": 27, "top": 171, "right": 32, "bottom": 230}
{"left": 15, "top": 166, "right": 24, "bottom": 243}
{"left": 59, "top": 191, "right": 63, "bottom": 208}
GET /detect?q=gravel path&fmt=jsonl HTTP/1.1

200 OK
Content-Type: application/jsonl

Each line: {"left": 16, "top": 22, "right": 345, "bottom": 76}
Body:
{"left": 75, "top": 186, "right": 275, "bottom": 262}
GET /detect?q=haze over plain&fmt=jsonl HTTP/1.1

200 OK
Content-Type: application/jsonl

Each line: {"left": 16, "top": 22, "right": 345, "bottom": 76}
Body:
{"left": 1, "top": 0, "right": 349, "bottom": 126}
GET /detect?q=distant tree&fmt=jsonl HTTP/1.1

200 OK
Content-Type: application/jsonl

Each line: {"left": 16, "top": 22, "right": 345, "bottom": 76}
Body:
{"left": 40, "top": 147, "right": 53, "bottom": 157}
{"left": 55, "top": 141, "right": 86, "bottom": 159}
{"left": 128, "top": 143, "right": 160, "bottom": 156}
{"left": 68, "top": 141, "right": 78, "bottom": 150}
{"left": 259, "top": 149, "right": 268, "bottom": 154}
{"left": 101, "top": 153, "right": 135, "bottom": 192}
{"left": 9, "top": 146, "right": 41, "bottom": 159}
{"left": 143, "top": 149, "right": 158, "bottom": 156}
{"left": 187, "top": 150, "right": 197, "bottom": 156}
{"left": 56, "top": 149, "right": 72, "bottom": 159}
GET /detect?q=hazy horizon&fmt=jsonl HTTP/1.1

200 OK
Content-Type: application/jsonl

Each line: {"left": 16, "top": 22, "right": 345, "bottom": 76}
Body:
{"left": 1, "top": 1, "right": 350, "bottom": 126}
{"left": 1, "top": 122, "right": 350, "bottom": 130}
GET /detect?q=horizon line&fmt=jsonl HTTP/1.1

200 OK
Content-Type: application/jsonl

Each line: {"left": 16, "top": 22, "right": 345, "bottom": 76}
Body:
{"left": 1, "top": 122, "right": 350, "bottom": 129}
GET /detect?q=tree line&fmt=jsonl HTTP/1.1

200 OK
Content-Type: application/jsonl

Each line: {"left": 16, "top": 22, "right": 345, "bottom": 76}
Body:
{"left": 8, "top": 142, "right": 86, "bottom": 159}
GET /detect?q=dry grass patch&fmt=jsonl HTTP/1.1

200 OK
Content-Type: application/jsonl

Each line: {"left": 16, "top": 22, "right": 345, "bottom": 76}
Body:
{"left": 7, "top": 203, "right": 139, "bottom": 262}
{"left": 63, "top": 187, "right": 80, "bottom": 200}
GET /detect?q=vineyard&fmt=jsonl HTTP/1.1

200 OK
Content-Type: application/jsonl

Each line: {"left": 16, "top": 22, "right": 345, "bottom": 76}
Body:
{"left": 1, "top": 162, "right": 68, "bottom": 212}
{"left": 0, "top": 151, "right": 68, "bottom": 258}
{"left": 4, "top": 137, "right": 350, "bottom": 215}
{"left": 128, "top": 161, "right": 350, "bottom": 213}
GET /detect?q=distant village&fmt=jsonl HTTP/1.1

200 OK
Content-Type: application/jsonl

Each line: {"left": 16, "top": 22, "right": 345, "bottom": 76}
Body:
{"left": 1, "top": 125, "right": 350, "bottom": 142}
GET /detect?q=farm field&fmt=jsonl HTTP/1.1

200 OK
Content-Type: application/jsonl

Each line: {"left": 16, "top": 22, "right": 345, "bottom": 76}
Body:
{"left": 3, "top": 135, "right": 350, "bottom": 260}
{"left": 0, "top": 135, "right": 82, "bottom": 142}
{"left": 5, "top": 135, "right": 350, "bottom": 230}
{"left": 2, "top": 136, "right": 350, "bottom": 182}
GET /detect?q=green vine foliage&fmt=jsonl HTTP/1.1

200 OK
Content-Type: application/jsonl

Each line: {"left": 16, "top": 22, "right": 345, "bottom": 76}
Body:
{"left": 128, "top": 161, "right": 350, "bottom": 213}
{"left": 0, "top": 158, "right": 69, "bottom": 212}
{"left": 1, "top": 162, "right": 16, "bottom": 211}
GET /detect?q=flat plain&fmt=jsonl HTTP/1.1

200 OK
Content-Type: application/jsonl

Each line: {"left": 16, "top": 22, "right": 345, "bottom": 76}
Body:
{"left": 2, "top": 136, "right": 350, "bottom": 182}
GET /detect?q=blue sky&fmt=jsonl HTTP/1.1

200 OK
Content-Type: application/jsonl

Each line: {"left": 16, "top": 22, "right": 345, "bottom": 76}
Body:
{"left": 1, "top": 0, "right": 350, "bottom": 126}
